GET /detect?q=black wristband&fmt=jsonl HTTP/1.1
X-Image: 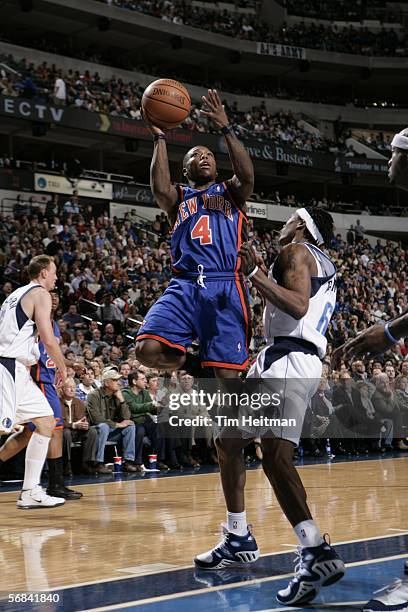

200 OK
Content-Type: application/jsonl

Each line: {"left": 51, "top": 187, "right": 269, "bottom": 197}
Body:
{"left": 153, "top": 133, "right": 166, "bottom": 141}
{"left": 221, "top": 124, "right": 233, "bottom": 135}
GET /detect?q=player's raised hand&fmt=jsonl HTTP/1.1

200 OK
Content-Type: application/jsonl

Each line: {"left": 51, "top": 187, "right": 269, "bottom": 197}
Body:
{"left": 141, "top": 106, "right": 165, "bottom": 136}
{"left": 200, "top": 89, "right": 229, "bottom": 129}
{"left": 238, "top": 242, "right": 257, "bottom": 276}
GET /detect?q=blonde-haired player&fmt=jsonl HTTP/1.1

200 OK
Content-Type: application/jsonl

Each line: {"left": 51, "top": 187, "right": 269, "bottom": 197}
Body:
{"left": 0, "top": 255, "right": 67, "bottom": 508}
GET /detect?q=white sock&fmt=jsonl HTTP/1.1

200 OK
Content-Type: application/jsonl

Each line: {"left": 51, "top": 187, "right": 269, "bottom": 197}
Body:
{"left": 294, "top": 520, "right": 324, "bottom": 548}
{"left": 227, "top": 511, "right": 247, "bottom": 536}
{"left": 22, "top": 432, "right": 50, "bottom": 491}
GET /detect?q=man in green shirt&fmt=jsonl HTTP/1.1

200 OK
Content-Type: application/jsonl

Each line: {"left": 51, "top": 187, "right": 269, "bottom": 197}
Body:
{"left": 123, "top": 371, "right": 167, "bottom": 469}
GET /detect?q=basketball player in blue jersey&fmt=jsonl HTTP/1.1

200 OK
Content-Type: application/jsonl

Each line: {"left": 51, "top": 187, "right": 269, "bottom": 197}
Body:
{"left": 195, "top": 208, "right": 345, "bottom": 607}
{"left": 0, "top": 291, "right": 82, "bottom": 500}
{"left": 136, "top": 89, "right": 253, "bottom": 374}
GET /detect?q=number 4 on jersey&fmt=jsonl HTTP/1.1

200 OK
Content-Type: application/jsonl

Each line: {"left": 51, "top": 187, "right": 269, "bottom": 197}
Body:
{"left": 191, "top": 215, "right": 213, "bottom": 245}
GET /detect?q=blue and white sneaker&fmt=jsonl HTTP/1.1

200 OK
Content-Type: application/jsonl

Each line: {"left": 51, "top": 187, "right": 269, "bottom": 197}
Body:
{"left": 363, "top": 576, "right": 408, "bottom": 612}
{"left": 276, "top": 535, "right": 345, "bottom": 606}
{"left": 194, "top": 527, "right": 260, "bottom": 570}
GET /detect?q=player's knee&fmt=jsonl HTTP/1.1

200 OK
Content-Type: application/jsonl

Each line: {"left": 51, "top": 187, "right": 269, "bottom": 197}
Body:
{"left": 35, "top": 415, "right": 56, "bottom": 437}
{"left": 135, "top": 340, "right": 161, "bottom": 367}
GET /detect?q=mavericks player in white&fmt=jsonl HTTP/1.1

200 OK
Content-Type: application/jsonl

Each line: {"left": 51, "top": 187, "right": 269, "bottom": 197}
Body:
{"left": 0, "top": 255, "right": 67, "bottom": 508}
{"left": 195, "top": 207, "right": 345, "bottom": 607}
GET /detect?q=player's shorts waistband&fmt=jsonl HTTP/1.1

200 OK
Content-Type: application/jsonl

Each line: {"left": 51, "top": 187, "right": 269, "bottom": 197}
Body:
{"left": 269, "top": 337, "right": 319, "bottom": 357}
{"left": 172, "top": 270, "right": 243, "bottom": 281}
{"left": 262, "top": 337, "right": 319, "bottom": 373}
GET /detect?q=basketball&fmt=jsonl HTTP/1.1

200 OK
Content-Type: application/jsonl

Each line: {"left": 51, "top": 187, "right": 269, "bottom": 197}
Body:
{"left": 142, "top": 78, "right": 191, "bottom": 130}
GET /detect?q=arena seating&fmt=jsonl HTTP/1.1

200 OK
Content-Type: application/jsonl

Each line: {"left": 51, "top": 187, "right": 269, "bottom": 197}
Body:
{"left": 95, "top": 0, "right": 406, "bottom": 56}
{"left": 0, "top": 197, "right": 406, "bottom": 466}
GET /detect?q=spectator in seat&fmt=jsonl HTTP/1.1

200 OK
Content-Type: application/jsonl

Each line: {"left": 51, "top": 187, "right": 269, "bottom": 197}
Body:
{"left": 63, "top": 304, "right": 84, "bottom": 328}
{"left": 90, "top": 360, "right": 103, "bottom": 387}
{"left": 351, "top": 359, "right": 369, "bottom": 382}
{"left": 372, "top": 373, "right": 398, "bottom": 451}
{"left": 332, "top": 371, "right": 360, "bottom": 453}
{"left": 60, "top": 378, "right": 98, "bottom": 476}
{"left": 90, "top": 329, "right": 109, "bottom": 354}
{"left": 123, "top": 371, "right": 167, "bottom": 470}
{"left": 76, "top": 367, "right": 97, "bottom": 402}
{"left": 86, "top": 367, "right": 139, "bottom": 473}
{"left": 102, "top": 323, "right": 116, "bottom": 345}
{"left": 394, "top": 375, "right": 408, "bottom": 449}
{"left": 119, "top": 362, "right": 131, "bottom": 387}
{"left": 63, "top": 190, "right": 80, "bottom": 215}
{"left": 98, "top": 293, "right": 124, "bottom": 324}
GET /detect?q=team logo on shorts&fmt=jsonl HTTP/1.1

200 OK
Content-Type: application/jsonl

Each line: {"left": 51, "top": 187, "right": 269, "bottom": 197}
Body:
{"left": 1, "top": 418, "right": 12, "bottom": 429}
{"left": 237, "top": 342, "right": 242, "bottom": 351}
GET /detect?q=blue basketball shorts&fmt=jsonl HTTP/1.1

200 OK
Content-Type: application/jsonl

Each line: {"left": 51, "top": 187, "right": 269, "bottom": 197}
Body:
{"left": 28, "top": 382, "right": 64, "bottom": 431}
{"left": 137, "top": 274, "right": 251, "bottom": 370}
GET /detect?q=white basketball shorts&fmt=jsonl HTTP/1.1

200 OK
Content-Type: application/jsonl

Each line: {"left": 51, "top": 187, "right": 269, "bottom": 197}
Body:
{"left": 241, "top": 338, "right": 322, "bottom": 446}
{"left": 0, "top": 358, "right": 53, "bottom": 433}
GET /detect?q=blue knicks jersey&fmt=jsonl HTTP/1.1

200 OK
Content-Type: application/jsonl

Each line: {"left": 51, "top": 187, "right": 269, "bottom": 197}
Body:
{"left": 171, "top": 181, "right": 247, "bottom": 273}
{"left": 31, "top": 320, "right": 61, "bottom": 384}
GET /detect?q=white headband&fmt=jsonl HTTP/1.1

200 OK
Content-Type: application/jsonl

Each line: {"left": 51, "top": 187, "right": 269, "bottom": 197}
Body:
{"left": 297, "top": 208, "right": 324, "bottom": 245}
{"left": 391, "top": 133, "right": 408, "bottom": 150}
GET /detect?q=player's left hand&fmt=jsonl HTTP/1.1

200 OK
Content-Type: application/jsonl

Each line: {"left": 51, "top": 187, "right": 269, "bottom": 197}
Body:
{"left": 238, "top": 242, "right": 257, "bottom": 276}
{"left": 331, "top": 323, "right": 394, "bottom": 368}
{"left": 200, "top": 89, "right": 229, "bottom": 129}
{"left": 55, "top": 367, "right": 68, "bottom": 389}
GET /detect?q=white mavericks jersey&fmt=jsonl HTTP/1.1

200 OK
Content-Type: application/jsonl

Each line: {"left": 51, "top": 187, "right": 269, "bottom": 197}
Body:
{"left": 263, "top": 243, "right": 336, "bottom": 359}
{"left": 0, "top": 282, "right": 42, "bottom": 366}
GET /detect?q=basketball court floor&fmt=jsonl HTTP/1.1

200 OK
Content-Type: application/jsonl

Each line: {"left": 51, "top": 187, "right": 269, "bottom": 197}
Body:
{"left": 0, "top": 455, "right": 407, "bottom": 611}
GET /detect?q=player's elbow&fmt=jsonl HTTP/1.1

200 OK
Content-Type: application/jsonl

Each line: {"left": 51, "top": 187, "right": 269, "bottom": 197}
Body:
{"left": 42, "top": 337, "right": 57, "bottom": 353}
{"left": 291, "top": 302, "right": 309, "bottom": 320}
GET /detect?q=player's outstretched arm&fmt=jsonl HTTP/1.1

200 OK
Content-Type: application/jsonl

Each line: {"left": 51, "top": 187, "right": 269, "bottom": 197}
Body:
{"left": 239, "top": 242, "right": 312, "bottom": 320}
{"left": 200, "top": 89, "right": 254, "bottom": 208}
{"left": 33, "top": 290, "right": 67, "bottom": 384}
{"left": 143, "top": 110, "right": 179, "bottom": 216}
{"left": 332, "top": 310, "right": 408, "bottom": 366}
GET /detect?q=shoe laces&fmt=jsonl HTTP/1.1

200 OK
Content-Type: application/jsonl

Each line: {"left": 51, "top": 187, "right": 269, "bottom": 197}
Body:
{"left": 213, "top": 531, "right": 232, "bottom": 553}
{"left": 293, "top": 547, "right": 304, "bottom": 577}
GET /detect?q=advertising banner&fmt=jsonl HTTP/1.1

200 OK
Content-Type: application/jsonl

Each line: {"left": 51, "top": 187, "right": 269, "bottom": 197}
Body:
{"left": 256, "top": 42, "right": 307, "bottom": 60}
{"left": 34, "top": 173, "right": 113, "bottom": 199}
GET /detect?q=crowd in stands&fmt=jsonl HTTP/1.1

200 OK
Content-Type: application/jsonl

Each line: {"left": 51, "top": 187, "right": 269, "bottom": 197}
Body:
{"left": 355, "top": 131, "right": 393, "bottom": 156}
{"left": 251, "top": 191, "right": 407, "bottom": 217}
{"left": 0, "top": 54, "right": 340, "bottom": 152}
{"left": 96, "top": 0, "right": 406, "bottom": 56}
{"left": 0, "top": 191, "right": 406, "bottom": 477}
{"left": 278, "top": 0, "right": 401, "bottom": 23}
{"left": 2, "top": 31, "right": 408, "bottom": 110}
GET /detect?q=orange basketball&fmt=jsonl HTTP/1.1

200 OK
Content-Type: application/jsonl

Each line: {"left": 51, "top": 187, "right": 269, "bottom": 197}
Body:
{"left": 142, "top": 79, "right": 191, "bottom": 130}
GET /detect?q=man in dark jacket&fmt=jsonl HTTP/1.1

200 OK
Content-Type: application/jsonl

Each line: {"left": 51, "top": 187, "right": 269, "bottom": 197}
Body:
{"left": 86, "top": 367, "right": 138, "bottom": 473}
{"left": 60, "top": 378, "right": 98, "bottom": 476}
